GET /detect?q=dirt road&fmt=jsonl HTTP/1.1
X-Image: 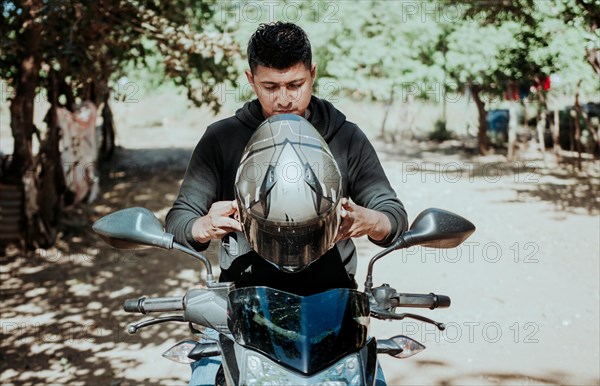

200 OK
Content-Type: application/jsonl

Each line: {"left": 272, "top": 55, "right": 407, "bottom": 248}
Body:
{"left": 1, "top": 121, "right": 599, "bottom": 385}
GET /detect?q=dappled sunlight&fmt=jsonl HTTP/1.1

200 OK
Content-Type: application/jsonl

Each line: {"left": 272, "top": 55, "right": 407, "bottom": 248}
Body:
{"left": 375, "top": 138, "right": 599, "bottom": 215}
{"left": 513, "top": 178, "right": 599, "bottom": 215}
{"left": 2, "top": 1, "right": 598, "bottom": 383}
{"left": 435, "top": 370, "right": 590, "bottom": 386}
{"left": 357, "top": 138, "right": 598, "bottom": 386}
{"left": 0, "top": 240, "right": 196, "bottom": 384}
{"left": 384, "top": 358, "right": 596, "bottom": 386}
{"left": 1, "top": 146, "right": 205, "bottom": 385}
{"left": 2, "top": 141, "right": 598, "bottom": 385}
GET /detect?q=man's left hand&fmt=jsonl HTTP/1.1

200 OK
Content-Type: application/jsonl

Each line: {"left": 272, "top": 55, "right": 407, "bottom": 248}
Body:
{"left": 334, "top": 198, "right": 391, "bottom": 243}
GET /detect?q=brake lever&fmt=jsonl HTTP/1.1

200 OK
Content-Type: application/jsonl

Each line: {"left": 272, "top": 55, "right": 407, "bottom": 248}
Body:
{"left": 371, "top": 310, "right": 446, "bottom": 331}
{"left": 127, "top": 315, "right": 185, "bottom": 334}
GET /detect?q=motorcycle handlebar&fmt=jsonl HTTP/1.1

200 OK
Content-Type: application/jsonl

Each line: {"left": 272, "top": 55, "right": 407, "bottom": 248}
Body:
{"left": 123, "top": 296, "right": 184, "bottom": 314}
{"left": 390, "top": 293, "right": 451, "bottom": 310}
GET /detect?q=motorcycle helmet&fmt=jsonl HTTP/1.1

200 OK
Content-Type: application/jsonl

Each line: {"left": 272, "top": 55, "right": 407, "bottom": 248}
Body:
{"left": 234, "top": 114, "right": 342, "bottom": 272}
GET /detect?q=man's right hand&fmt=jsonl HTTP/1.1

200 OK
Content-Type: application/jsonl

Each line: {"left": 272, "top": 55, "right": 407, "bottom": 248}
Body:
{"left": 192, "top": 200, "right": 242, "bottom": 244}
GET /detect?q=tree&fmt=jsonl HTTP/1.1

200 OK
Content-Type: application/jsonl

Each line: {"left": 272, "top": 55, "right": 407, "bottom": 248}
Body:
{"left": 311, "top": 1, "right": 447, "bottom": 140}
{"left": 0, "top": 0, "right": 241, "bottom": 248}
{"left": 444, "top": 0, "right": 599, "bottom": 156}
{"left": 557, "top": 0, "right": 600, "bottom": 76}
{"left": 444, "top": 21, "right": 520, "bottom": 154}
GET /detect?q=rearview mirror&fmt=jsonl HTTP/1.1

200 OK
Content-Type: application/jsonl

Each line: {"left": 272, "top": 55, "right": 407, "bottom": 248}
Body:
{"left": 92, "top": 207, "right": 174, "bottom": 250}
{"left": 401, "top": 208, "right": 475, "bottom": 249}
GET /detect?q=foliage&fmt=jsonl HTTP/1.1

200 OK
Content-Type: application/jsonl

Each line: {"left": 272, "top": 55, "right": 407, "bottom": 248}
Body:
{"left": 441, "top": 0, "right": 599, "bottom": 154}
{"left": 445, "top": 0, "right": 599, "bottom": 95}
{"left": 0, "top": 0, "right": 241, "bottom": 249}
{"left": 314, "top": 1, "right": 445, "bottom": 102}
{"left": 0, "top": 0, "right": 241, "bottom": 112}
{"left": 200, "top": 0, "right": 598, "bottom": 154}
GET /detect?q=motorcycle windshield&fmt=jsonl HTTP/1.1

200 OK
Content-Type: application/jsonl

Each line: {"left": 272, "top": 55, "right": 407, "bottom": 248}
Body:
{"left": 228, "top": 287, "right": 370, "bottom": 375}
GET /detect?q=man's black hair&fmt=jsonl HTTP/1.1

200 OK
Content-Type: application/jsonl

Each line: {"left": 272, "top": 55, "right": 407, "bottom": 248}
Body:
{"left": 247, "top": 22, "right": 312, "bottom": 73}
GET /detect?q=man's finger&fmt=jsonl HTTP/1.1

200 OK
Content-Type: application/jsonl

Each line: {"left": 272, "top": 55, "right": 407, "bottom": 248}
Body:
{"left": 219, "top": 200, "right": 238, "bottom": 216}
{"left": 220, "top": 227, "right": 243, "bottom": 236}
{"left": 339, "top": 217, "right": 351, "bottom": 232}
{"left": 216, "top": 217, "right": 242, "bottom": 232}
{"left": 212, "top": 223, "right": 243, "bottom": 238}
{"left": 340, "top": 207, "right": 348, "bottom": 218}
{"left": 343, "top": 200, "right": 354, "bottom": 212}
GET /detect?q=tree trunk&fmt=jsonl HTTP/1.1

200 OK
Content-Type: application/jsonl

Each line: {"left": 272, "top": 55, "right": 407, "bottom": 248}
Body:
{"left": 471, "top": 85, "right": 489, "bottom": 155}
{"left": 507, "top": 101, "right": 518, "bottom": 161}
{"left": 574, "top": 81, "right": 583, "bottom": 171}
{"left": 34, "top": 71, "right": 66, "bottom": 248}
{"left": 575, "top": 101, "right": 599, "bottom": 156}
{"left": 535, "top": 81, "right": 548, "bottom": 160}
{"left": 101, "top": 94, "right": 116, "bottom": 159}
{"left": 7, "top": 4, "right": 43, "bottom": 248}
{"left": 569, "top": 108, "right": 575, "bottom": 153}
{"left": 585, "top": 46, "right": 600, "bottom": 77}
{"left": 8, "top": 18, "right": 42, "bottom": 177}
{"left": 551, "top": 109, "right": 562, "bottom": 163}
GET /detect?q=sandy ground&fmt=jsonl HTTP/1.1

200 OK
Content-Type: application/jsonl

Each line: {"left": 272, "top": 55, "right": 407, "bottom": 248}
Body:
{"left": 1, "top": 98, "right": 599, "bottom": 385}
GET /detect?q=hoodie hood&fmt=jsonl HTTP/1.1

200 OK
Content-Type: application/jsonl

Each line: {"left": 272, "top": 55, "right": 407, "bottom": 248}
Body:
{"left": 234, "top": 96, "right": 347, "bottom": 142}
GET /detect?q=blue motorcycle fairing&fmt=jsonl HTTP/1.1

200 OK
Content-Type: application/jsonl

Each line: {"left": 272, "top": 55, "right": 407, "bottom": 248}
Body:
{"left": 227, "top": 287, "right": 370, "bottom": 375}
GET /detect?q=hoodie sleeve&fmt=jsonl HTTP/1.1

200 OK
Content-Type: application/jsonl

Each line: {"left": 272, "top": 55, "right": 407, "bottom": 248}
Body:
{"left": 346, "top": 126, "right": 408, "bottom": 247}
{"left": 165, "top": 127, "right": 223, "bottom": 251}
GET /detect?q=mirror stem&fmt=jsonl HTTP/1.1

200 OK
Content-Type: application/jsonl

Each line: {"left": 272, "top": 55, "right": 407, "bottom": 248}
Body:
{"left": 364, "top": 236, "right": 407, "bottom": 292}
{"left": 173, "top": 243, "right": 215, "bottom": 284}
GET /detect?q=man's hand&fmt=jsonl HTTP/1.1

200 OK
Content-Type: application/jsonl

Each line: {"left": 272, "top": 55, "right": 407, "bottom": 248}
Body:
{"left": 192, "top": 200, "right": 242, "bottom": 244}
{"left": 334, "top": 198, "right": 391, "bottom": 243}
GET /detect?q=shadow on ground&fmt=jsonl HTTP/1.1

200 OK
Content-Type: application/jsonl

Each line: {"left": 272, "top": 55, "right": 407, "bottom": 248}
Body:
{"left": 387, "top": 360, "right": 598, "bottom": 386}
{"left": 376, "top": 139, "right": 599, "bottom": 215}
{"left": 2, "top": 144, "right": 598, "bottom": 385}
{"left": 1, "top": 146, "right": 214, "bottom": 385}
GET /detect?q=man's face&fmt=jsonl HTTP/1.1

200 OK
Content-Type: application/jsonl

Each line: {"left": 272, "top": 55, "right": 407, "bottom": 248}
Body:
{"left": 246, "top": 62, "right": 316, "bottom": 118}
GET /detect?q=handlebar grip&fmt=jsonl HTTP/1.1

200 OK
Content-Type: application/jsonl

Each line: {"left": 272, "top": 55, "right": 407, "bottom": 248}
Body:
{"left": 123, "top": 296, "right": 184, "bottom": 314}
{"left": 392, "top": 293, "right": 451, "bottom": 309}
{"left": 124, "top": 297, "right": 145, "bottom": 313}
{"left": 436, "top": 294, "right": 451, "bottom": 308}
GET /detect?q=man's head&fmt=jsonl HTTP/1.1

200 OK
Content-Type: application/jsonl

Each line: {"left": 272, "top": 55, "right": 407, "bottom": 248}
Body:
{"left": 246, "top": 22, "right": 316, "bottom": 118}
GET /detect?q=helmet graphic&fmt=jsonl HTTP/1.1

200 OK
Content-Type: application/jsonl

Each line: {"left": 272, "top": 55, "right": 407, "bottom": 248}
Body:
{"left": 234, "top": 114, "right": 342, "bottom": 272}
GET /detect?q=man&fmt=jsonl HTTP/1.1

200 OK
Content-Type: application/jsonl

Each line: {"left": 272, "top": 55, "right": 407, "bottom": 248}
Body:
{"left": 166, "top": 22, "right": 407, "bottom": 294}
{"left": 166, "top": 21, "right": 405, "bottom": 386}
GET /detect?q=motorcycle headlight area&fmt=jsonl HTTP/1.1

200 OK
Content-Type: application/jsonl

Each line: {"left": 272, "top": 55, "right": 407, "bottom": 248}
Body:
{"left": 242, "top": 350, "right": 363, "bottom": 386}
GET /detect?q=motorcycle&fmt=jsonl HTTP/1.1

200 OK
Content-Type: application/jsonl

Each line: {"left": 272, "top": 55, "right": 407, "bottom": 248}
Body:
{"left": 93, "top": 207, "right": 475, "bottom": 385}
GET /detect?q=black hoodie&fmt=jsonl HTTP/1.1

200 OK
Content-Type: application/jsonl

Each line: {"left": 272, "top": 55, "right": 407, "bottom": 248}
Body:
{"left": 166, "top": 96, "right": 407, "bottom": 295}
